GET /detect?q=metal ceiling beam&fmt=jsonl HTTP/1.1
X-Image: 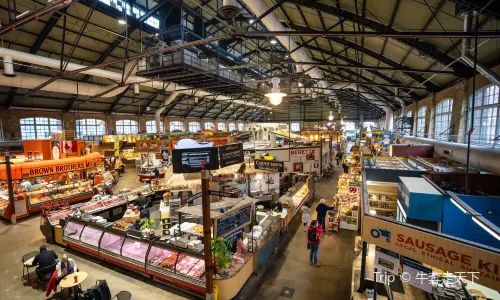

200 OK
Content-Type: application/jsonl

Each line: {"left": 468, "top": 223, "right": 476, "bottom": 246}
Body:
{"left": 285, "top": 0, "right": 472, "bottom": 77}
{"left": 107, "top": 87, "right": 130, "bottom": 114}
{"left": 246, "top": 0, "right": 286, "bottom": 30}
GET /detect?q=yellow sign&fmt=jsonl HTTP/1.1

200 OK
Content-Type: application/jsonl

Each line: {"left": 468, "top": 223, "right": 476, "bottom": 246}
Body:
{"left": 362, "top": 215, "right": 500, "bottom": 290}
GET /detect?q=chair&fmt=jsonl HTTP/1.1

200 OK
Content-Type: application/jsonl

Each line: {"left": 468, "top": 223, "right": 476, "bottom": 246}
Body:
{"left": 22, "top": 251, "right": 39, "bottom": 282}
{"left": 36, "top": 262, "right": 57, "bottom": 290}
{"left": 112, "top": 291, "right": 132, "bottom": 300}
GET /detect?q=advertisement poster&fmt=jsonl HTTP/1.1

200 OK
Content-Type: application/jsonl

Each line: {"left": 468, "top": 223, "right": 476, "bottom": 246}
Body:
{"left": 402, "top": 259, "right": 433, "bottom": 293}
{"left": 52, "top": 141, "right": 60, "bottom": 160}
{"left": 160, "top": 148, "right": 169, "bottom": 162}
{"left": 219, "top": 143, "right": 244, "bottom": 168}
{"left": 374, "top": 246, "right": 400, "bottom": 275}
{"left": 172, "top": 147, "right": 219, "bottom": 173}
{"left": 362, "top": 215, "right": 500, "bottom": 290}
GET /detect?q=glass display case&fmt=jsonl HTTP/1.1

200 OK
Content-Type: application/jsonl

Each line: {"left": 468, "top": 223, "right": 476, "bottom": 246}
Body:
{"left": 120, "top": 235, "right": 150, "bottom": 265}
{"left": 248, "top": 215, "right": 281, "bottom": 253}
{"left": 80, "top": 223, "right": 105, "bottom": 248}
{"left": 26, "top": 181, "right": 93, "bottom": 208}
{"left": 122, "top": 185, "right": 153, "bottom": 202}
{"left": 147, "top": 243, "right": 178, "bottom": 273}
{"left": 291, "top": 182, "right": 309, "bottom": 209}
{"left": 100, "top": 229, "right": 126, "bottom": 256}
{"left": 46, "top": 208, "right": 77, "bottom": 226}
{"left": 63, "top": 218, "right": 86, "bottom": 242}
{"left": 79, "top": 201, "right": 105, "bottom": 213}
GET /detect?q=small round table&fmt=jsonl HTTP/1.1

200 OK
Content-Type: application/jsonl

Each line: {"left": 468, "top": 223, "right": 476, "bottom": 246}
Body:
{"left": 59, "top": 271, "right": 88, "bottom": 300}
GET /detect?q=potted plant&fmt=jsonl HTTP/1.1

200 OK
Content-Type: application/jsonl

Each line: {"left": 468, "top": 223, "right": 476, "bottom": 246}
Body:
{"left": 211, "top": 237, "right": 233, "bottom": 276}
{"left": 139, "top": 218, "right": 157, "bottom": 238}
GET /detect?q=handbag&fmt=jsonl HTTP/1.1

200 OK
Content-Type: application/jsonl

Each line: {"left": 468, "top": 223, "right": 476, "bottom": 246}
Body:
{"left": 307, "top": 242, "right": 310, "bottom": 250}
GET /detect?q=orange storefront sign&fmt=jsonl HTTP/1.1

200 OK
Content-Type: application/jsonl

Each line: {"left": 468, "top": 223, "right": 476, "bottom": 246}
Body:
{"left": 0, "top": 152, "right": 101, "bottom": 180}
{"left": 362, "top": 215, "right": 500, "bottom": 290}
{"left": 206, "top": 136, "right": 228, "bottom": 146}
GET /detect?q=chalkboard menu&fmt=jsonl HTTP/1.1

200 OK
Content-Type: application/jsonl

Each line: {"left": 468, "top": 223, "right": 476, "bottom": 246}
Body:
{"left": 172, "top": 147, "right": 219, "bottom": 173}
{"left": 254, "top": 159, "right": 284, "bottom": 172}
{"left": 216, "top": 204, "right": 252, "bottom": 237}
{"left": 219, "top": 143, "right": 244, "bottom": 168}
{"left": 225, "top": 228, "right": 243, "bottom": 244}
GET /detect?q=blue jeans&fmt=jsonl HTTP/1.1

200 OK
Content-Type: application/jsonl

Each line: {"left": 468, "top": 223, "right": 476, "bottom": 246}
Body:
{"left": 309, "top": 243, "right": 319, "bottom": 265}
{"left": 318, "top": 216, "right": 326, "bottom": 231}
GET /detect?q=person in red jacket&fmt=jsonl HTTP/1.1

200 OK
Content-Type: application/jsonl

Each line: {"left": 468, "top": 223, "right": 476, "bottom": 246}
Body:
{"left": 307, "top": 220, "right": 324, "bottom": 267}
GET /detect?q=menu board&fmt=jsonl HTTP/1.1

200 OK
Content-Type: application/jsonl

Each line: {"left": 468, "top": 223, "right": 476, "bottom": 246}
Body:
{"left": 172, "top": 147, "right": 219, "bottom": 173}
{"left": 216, "top": 205, "right": 252, "bottom": 237}
{"left": 254, "top": 160, "right": 284, "bottom": 172}
{"left": 219, "top": 143, "right": 244, "bottom": 168}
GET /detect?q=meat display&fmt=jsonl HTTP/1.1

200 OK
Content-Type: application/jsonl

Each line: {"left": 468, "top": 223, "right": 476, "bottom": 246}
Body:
{"left": 187, "top": 260, "right": 205, "bottom": 279}
{"left": 160, "top": 252, "right": 179, "bottom": 270}
{"left": 148, "top": 249, "right": 175, "bottom": 267}
{"left": 176, "top": 256, "right": 200, "bottom": 275}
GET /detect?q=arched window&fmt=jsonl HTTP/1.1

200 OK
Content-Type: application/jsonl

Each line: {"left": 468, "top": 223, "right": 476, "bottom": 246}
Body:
{"left": 468, "top": 85, "right": 500, "bottom": 144}
{"left": 76, "top": 119, "right": 105, "bottom": 139}
{"left": 169, "top": 121, "right": 184, "bottom": 132}
{"left": 217, "top": 123, "right": 226, "bottom": 131}
{"left": 434, "top": 99, "right": 453, "bottom": 140}
{"left": 20, "top": 118, "right": 61, "bottom": 140}
{"left": 145, "top": 120, "right": 163, "bottom": 133}
{"left": 291, "top": 122, "right": 300, "bottom": 132}
{"left": 188, "top": 122, "right": 201, "bottom": 132}
{"left": 204, "top": 122, "right": 215, "bottom": 130}
{"left": 238, "top": 123, "right": 244, "bottom": 131}
{"left": 406, "top": 111, "right": 412, "bottom": 118}
{"left": 228, "top": 123, "right": 236, "bottom": 131}
{"left": 116, "top": 120, "right": 139, "bottom": 134}
{"left": 416, "top": 107, "right": 426, "bottom": 137}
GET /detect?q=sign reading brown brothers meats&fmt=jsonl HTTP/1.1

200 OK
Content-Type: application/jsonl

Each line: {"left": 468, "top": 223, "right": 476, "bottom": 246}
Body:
{"left": 23, "top": 161, "right": 94, "bottom": 177}
{"left": 254, "top": 160, "right": 284, "bottom": 172}
{"left": 362, "top": 216, "right": 500, "bottom": 290}
{"left": 219, "top": 143, "right": 244, "bottom": 168}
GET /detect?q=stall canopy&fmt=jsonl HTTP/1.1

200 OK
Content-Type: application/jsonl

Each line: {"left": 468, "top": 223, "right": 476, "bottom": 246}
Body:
{"left": 0, "top": 152, "right": 102, "bottom": 180}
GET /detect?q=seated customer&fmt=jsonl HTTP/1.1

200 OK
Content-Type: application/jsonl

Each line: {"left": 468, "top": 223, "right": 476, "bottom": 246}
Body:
{"left": 56, "top": 254, "right": 77, "bottom": 283}
{"left": 32, "top": 245, "right": 58, "bottom": 271}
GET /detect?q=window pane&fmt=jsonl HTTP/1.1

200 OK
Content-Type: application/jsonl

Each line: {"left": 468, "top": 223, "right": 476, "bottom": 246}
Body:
{"left": 205, "top": 122, "right": 215, "bottom": 130}
{"left": 189, "top": 122, "right": 200, "bottom": 132}
{"left": 217, "top": 123, "right": 226, "bottom": 131}
{"left": 238, "top": 123, "right": 244, "bottom": 131}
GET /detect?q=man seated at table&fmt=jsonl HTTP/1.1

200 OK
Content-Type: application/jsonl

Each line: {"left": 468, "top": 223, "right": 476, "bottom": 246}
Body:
{"left": 32, "top": 245, "right": 58, "bottom": 272}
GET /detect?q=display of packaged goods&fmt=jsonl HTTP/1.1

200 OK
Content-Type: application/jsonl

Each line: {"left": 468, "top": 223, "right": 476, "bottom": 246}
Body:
{"left": 160, "top": 252, "right": 179, "bottom": 270}
{"left": 291, "top": 184, "right": 309, "bottom": 208}
{"left": 176, "top": 256, "right": 200, "bottom": 275}
{"left": 102, "top": 197, "right": 125, "bottom": 207}
{"left": 80, "top": 201, "right": 105, "bottom": 212}
{"left": 148, "top": 248, "right": 176, "bottom": 267}
{"left": 180, "top": 222, "right": 197, "bottom": 232}
{"left": 186, "top": 260, "right": 205, "bottom": 279}
{"left": 27, "top": 181, "right": 92, "bottom": 205}
{"left": 174, "top": 237, "right": 191, "bottom": 248}
{"left": 186, "top": 224, "right": 203, "bottom": 235}
{"left": 112, "top": 220, "right": 129, "bottom": 231}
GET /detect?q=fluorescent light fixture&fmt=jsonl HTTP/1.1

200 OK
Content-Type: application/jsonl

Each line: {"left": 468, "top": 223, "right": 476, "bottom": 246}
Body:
{"left": 16, "top": 11, "right": 30, "bottom": 19}
{"left": 249, "top": 19, "right": 254, "bottom": 24}
{"left": 366, "top": 180, "right": 372, "bottom": 184}
{"left": 118, "top": 19, "right": 127, "bottom": 25}
{"left": 270, "top": 39, "right": 277, "bottom": 45}
{"left": 450, "top": 197, "right": 468, "bottom": 214}
{"left": 328, "top": 111, "right": 333, "bottom": 121}
{"left": 472, "top": 216, "right": 500, "bottom": 240}
{"left": 397, "top": 200, "right": 407, "bottom": 219}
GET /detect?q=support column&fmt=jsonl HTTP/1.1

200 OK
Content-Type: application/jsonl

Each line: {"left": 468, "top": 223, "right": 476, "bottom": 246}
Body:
{"left": 427, "top": 93, "right": 437, "bottom": 139}
{"left": 412, "top": 101, "right": 418, "bottom": 136}
{"left": 456, "top": 80, "right": 469, "bottom": 144}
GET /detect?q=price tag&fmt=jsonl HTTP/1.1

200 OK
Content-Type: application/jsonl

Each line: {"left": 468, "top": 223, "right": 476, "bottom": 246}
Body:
{"left": 349, "top": 186, "right": 359, "bottom": 194}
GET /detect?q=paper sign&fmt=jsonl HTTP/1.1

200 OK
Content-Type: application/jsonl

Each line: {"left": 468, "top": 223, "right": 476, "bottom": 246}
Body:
{"left": 402, "top": 259, "right": 433, "bottom": 293}
{"left": 374, "top": 246, "right": 400, "bottom": 275}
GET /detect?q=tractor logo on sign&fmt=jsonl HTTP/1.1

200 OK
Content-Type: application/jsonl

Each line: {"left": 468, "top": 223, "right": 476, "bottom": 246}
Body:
{"left": 370, "top": 227, "right": 392, "bottom": 243}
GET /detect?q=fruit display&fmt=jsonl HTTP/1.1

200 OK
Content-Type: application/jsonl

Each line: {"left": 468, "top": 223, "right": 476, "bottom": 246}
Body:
{"left": 113, "top": 220, "right": 129, "bottom": 231}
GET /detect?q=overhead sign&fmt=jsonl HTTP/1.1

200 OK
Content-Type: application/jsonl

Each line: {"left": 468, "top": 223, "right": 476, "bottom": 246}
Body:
{"left": 219, "top": 143, "right": 244, "bottom": 168}
{"left": 23, "top": 160, "right": 94, "bottom": 177}
{"left": 185, "top": 192, "right": 203, "bottom": 204}
{"left": 172, "top": 147, "right": 219, "bottom": 173}
{"left": 402, "top": 259, "right": 433, "bottom": 293}
{"left": 206, "top": 136, "right": 229, "bottom": 146}
{"left": 254, "top": 159, "right": 284, "bottom": 172}
{"left": 215, "top": 204, "right": 252, "bottom": 237}
{"left": 209, "top": 190, "right": 239, "bottom": 198}
{"left": 362, "top": 215, "right": 500, "bottom": 290}
{"left": 374, "top": 246, "right": 400, "bottom": 275}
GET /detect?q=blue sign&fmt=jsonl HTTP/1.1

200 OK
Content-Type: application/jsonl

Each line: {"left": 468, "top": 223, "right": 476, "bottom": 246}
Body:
{"left": 370, "top": 227, "right": 392, "bottom": 243}
{"left": 225, "top": 228, "right": 243, "bottom": 243}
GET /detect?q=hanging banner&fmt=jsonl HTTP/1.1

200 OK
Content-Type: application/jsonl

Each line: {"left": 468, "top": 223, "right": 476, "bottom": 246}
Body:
{"left": 172, "top": 147, "right": 219, "bottom": 173}
{"left": 402, "top": 259, "right": 433, "bottom": 293}
{"left": 362, "top": 215, "right": 500, "bottom": 290}
{"left": 219, "top": 143, "right": 244, "bottom": 168}
{"left": 374, "top": 246, "right": 400, "bottom": 275}
{"left": 254, "top": 160, "right": 284, "bottom": 172}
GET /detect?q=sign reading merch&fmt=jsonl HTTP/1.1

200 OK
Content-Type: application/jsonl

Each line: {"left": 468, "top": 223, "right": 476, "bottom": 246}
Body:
{"left": 24, "top": 161, "right": 94, "bottom": 177}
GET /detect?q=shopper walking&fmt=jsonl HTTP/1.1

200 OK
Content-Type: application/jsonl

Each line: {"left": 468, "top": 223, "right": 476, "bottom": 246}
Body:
{"left": 301, "top": 204, "right": 311, "bottom": 232}
{"left": 342, "top": 161, "right": 349, "bottom": 174}
{"left": 336, "top": 152, "right": 342, "bottom": 165}
{"left": 307, "top": 220, "right": 324, "bottom": 267}
{"left": 316, "top": 199, "right": 335, "bottom": 231}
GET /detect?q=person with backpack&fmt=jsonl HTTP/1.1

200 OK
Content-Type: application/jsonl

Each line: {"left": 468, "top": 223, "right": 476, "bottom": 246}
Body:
{"left": 307, "top": 220, "right": 324, "bottom": 267}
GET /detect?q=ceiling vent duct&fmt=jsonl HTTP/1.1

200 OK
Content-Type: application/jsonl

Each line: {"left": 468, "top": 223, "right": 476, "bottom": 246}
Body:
{"left": 220, "top": 0, "right": 241, "bottom": 19}
{"left": 2, "top": 56, "right": 16, "bottom": 77}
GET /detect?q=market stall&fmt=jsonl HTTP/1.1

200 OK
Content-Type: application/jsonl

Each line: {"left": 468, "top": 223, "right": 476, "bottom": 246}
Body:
{"left": 0, "top": 152, "right": 102, "bottom": 220}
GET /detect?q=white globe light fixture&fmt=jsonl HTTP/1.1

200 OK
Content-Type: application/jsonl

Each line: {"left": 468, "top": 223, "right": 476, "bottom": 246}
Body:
{"left": 328, "top": 111, "right": 334, "bottom": 121}
{"left": 265, "top": 77, "right": 287, "bottom": 106}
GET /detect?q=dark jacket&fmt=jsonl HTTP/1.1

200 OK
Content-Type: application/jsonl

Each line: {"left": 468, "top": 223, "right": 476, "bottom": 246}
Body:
{"left": 316, "top": 203, "right": 335, "bottom": 218}
{"left": 135, "top": 196, "right": 147, "bottom": 207}
{"left": 33, "top": 250, "right": 58, "bottom": 269}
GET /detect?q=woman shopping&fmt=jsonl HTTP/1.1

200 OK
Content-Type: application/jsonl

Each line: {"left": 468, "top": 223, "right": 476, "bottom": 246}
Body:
{"left": 301, "top": 204, "right": 311, "bottom": 232}
{"left": 307, "top": 220, "right": 324, "bottom": 267}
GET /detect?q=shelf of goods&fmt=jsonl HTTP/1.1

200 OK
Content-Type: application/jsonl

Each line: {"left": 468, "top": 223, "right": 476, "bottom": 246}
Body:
{"left": 366, "top": 182, "right": 398, "bottom": 220}
{"left": 27, "top": 181, "right": 93, "bottom": 210}
{"left": 327, "top": 209, "right": 339, "bottom": 232}
{"left": 120, "top": 185, "right": 154, "bottom": 202}
{"left": 336, "top": 193, "right": 360, "bottom": 231}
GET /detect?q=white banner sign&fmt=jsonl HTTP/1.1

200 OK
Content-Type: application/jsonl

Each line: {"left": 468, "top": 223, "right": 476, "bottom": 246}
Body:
{"left": 374, "top": 246, "right": 400, "bottom": 275}
{"left": 402, "top": 259, "right": 433, "bottom": 293}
